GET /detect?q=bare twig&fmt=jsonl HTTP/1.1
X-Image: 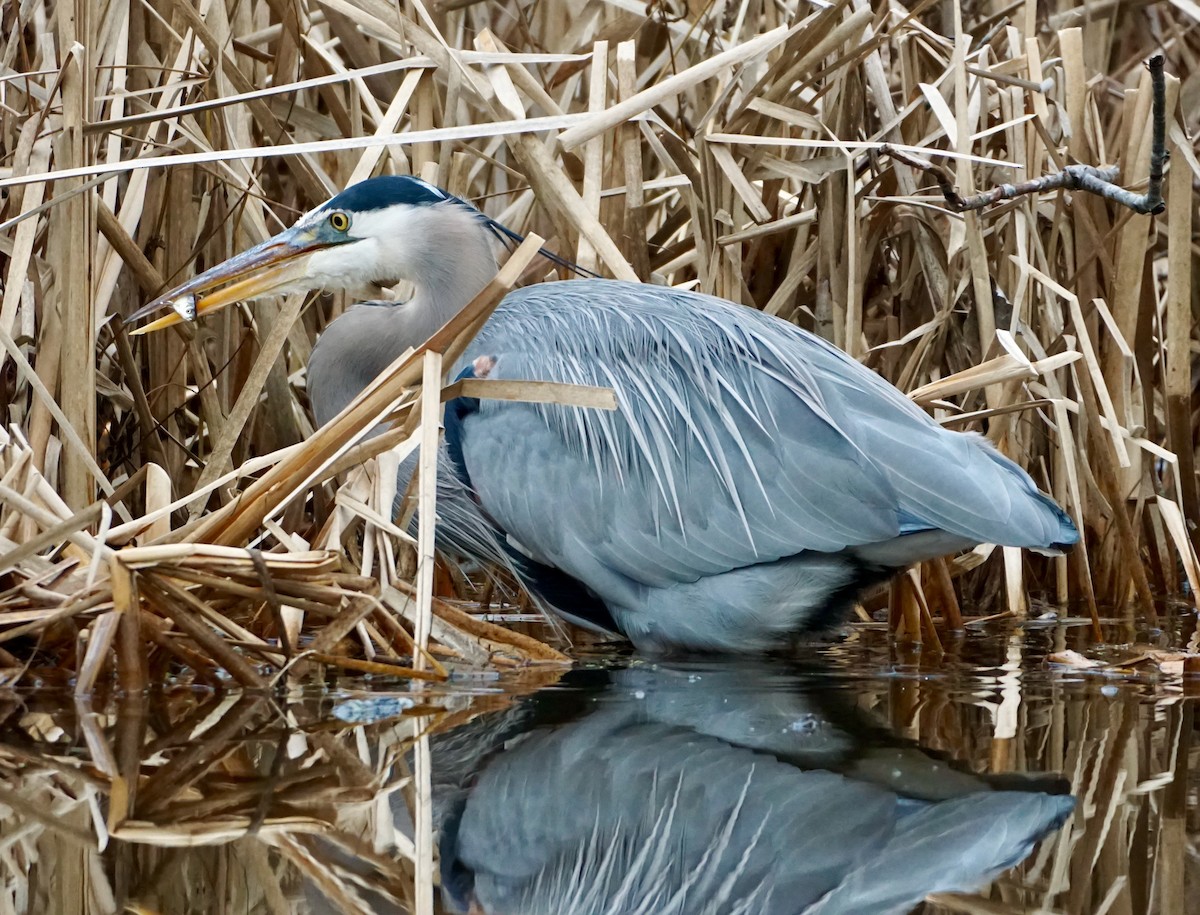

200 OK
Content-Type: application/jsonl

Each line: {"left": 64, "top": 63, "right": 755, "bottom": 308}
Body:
{"left": 886, "top": 55, "right": 1168, "bottom": 216}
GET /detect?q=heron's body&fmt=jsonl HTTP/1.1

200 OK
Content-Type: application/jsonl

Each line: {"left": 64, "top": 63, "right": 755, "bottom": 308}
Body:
{"left": 139, "top": 176, "right": 1078, "bottom": 652}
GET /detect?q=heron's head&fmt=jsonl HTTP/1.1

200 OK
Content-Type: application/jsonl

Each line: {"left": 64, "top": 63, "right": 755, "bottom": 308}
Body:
{"left": 127, "top": 175, "right": 499, "bottom": 333}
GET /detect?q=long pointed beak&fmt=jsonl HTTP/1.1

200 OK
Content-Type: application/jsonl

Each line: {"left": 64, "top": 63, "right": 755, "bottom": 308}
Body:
{"left": 125, "top": 226, "right": 329, "bottom": 335}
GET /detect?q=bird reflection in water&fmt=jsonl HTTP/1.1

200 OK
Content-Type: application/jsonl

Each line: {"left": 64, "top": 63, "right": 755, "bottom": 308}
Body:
{"left": 429, "top": 660, "right": 1074, "bottom": 915}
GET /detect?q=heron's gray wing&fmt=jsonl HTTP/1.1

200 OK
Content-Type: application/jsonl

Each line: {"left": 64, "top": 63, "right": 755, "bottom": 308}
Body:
{"left": 457, "top": 280, "right": 1069, "bottom": 596}
{"left": 457, "top": 282, "right": 906, "bottom": 592}
{"left": 796, "top": 328, "right": 1075, "bottom": 549}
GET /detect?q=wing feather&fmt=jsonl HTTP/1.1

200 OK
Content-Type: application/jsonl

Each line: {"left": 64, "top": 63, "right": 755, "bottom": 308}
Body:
{"left": 454, "top": 279, "right": 1073, "bottom": 597}
{"left": 457, "top": 281, "right": 904, "bottom": 589}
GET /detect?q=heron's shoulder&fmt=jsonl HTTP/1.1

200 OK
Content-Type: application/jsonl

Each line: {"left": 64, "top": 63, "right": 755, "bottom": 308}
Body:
{"left": 504, "top": 278, "right": 760, "bottom": 315}
{"left": 497, "top": 279, "right": 820, "bottom": 352}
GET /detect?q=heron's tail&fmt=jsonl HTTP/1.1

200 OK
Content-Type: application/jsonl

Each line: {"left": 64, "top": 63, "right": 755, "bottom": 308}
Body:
{"left": 882, "top": 432, "right": 1080, "bottom": 556}
{"left": 1027, "top": 489, "right": 1080, "bottom": 555}
{"left": 979, "top": 444, "right": 1079, "bottom": 553}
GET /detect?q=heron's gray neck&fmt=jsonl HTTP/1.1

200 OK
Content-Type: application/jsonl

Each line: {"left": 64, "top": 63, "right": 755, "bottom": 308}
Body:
{"left": 405, "top": 208, "right": 499, "bottom": 334}
{"left": 307, "top": 209, "right": 498, "bottom": 426}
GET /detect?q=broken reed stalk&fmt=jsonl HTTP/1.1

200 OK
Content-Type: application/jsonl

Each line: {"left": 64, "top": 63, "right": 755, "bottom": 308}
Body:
{"left": 413, "top": 351, "right": 441, "bottom": 673}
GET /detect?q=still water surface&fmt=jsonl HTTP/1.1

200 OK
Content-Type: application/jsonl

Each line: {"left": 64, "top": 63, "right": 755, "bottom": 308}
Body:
{"left": 0, "top": 621, "right": 1194, "bottom": 914}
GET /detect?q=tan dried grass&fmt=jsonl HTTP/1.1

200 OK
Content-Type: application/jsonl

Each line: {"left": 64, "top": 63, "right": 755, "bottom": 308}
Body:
{"left": 0, "top": 0, "right": 1196, "bottom": 689}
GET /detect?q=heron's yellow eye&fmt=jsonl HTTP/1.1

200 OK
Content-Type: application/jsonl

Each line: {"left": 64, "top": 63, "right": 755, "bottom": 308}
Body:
{"left": 328, "top": 211, "right": 351, "bottom": 232}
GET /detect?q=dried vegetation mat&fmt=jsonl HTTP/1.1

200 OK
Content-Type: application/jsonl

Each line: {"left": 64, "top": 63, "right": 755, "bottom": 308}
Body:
{"left": 0, "top": 0, "right": 1198, "bottom": 688}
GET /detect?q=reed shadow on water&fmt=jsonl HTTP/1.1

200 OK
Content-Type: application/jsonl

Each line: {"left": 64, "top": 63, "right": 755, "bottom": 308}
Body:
{"left": 0, "top": 622, "right": 1193, "bottom": 914}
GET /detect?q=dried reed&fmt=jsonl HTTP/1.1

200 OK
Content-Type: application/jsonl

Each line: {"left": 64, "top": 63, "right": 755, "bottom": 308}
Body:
{"left": 0, "top": 0, "right": 1197, "bottom": 688}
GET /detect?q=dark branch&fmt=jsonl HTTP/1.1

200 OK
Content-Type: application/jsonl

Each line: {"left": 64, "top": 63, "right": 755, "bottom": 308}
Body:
{"left": 883, "top": 55, "right": 1168, "bottom": 216}
{"left": 1144, "top": 54, "right": 1168, "bottom": 213}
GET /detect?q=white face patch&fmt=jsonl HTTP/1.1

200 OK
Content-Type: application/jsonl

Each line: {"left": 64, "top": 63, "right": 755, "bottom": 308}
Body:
{"left": 298, "top": 199, "right": 498, "bottom": 298}
{"left": 344, "top": 204, "right": 428, "bottom": 242}
{"left": 305, "top": 236, "right": 382, "bottom": 287}
{"left": 305, "top": 204, "right": 430, "bottom": 286}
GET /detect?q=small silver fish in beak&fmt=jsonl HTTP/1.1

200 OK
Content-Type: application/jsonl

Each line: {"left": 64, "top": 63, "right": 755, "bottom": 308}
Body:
{"left": 170, "top": 294, "right": 197, "bottom": 322}
{"left": 125, "top": 224, "right": 334, "bottom": 335}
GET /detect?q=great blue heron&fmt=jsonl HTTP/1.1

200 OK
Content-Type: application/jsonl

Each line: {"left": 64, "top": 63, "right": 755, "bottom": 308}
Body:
{"left": 130, "top": 175, "right": 1078, "bottom": 651}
